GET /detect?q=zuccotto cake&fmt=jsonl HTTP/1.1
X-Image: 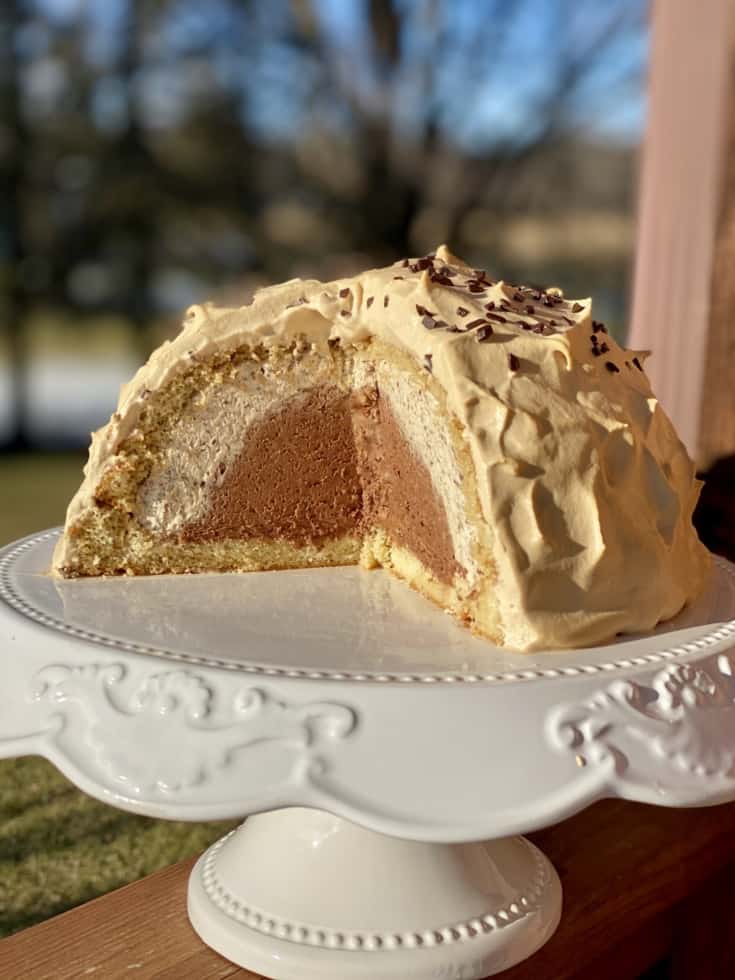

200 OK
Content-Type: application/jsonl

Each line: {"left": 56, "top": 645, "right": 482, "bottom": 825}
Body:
{"left": 54, "top": 246, "right": 711, "bottom": 651}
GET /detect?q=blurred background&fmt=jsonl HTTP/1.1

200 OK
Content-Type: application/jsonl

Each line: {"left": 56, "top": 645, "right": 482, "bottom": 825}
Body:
{"left": 0, "top": 0, "right": 650, "bottom": 936}
{"left": 0, "top": 0, "right": 648, "bottom": 541}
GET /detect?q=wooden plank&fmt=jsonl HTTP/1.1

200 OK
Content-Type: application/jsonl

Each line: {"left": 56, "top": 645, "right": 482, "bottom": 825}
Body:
{"left": 505, "top": 798, "right": 735, "bottom": 979}
{"left": 0, "top": 858, "right": 247, "bottom": 980}
{"left": 670, "top": 861, "right": 735, "bottom": 979}
{"left": 555, "top": 913, "right": 673, "bottom": 980}
{"left": 2, "top": 800, "right": 735, "bottom": 980}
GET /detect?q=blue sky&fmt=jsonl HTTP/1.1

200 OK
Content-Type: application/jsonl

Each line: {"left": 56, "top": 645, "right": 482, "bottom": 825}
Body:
{"left": 314, "top": 0, "right": 647, "bottom": 143}
{"left": 32, "top": 0, "right": 647, "bottom": 146}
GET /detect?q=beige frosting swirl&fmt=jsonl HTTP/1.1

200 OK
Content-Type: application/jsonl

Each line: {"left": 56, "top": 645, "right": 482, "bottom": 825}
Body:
{"left": 57, "top": 245, "right": 710, "bottom": 650}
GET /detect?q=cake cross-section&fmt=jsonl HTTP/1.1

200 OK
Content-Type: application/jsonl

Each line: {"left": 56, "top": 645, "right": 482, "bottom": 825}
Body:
{"left": 54, "top": 245, "right": 711, "bottom": 651}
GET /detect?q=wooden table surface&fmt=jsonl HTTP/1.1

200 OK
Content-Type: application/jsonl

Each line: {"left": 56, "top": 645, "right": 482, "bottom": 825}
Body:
{"left": 2, "top": 798, "right": 735, "bottom": 980}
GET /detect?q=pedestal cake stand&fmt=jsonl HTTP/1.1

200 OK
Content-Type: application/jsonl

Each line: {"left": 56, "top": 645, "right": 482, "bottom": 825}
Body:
{"left": 2, "top": 530, "right": 735, "bottom": 979}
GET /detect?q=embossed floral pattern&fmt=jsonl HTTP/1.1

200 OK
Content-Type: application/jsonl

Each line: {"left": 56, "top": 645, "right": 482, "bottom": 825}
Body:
{"left": 548, "top": 654, "right": 735, "bottom": 784}
{"left": 30, "top": 663, "right": 356, "bottom": 795}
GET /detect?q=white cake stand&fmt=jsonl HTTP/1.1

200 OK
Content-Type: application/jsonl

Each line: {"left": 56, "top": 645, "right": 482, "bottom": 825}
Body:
{"left": 2, "top": 530, "right": 735, "bottom": 980}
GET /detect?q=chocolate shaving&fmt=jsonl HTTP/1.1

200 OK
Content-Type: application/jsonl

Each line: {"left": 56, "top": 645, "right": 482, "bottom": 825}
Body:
{"left": 423, "top": 353, "right": 433, "bottom": 372}
{"left": 416, "top": 304, "right": 435, "bottom": 317}
{"left": 485, "top": 301, "right": 496, "bottom": 311}
{"left": 339, "top": 288, "right": 350, "bottom": 298}
{"left": 339, "top": 310, "right": 350, "bottom": 317}
{"left": 476, "top": 325, "right": 494, "bottom": 342}
{"left": 525, "top": 305, "right": 535, "bottom": 315}
{"left": 468, "top": 283, "right": 485, "bottom": 293}
{"left": 485, "top": 312, "right": 508, "bottom": 323}
{"left": 592, "top": 320, "right": 607, "bottom": 333}
{"left": 383, "top": 296, "right": 389, "bottom": 307}
{"left": 456, "top": 306, "right": 469, "bottom": 317}
{"left": 430, "top": 272, "right": 454, "bottom": 286}
{"left": 599, "top": 341, "right": 610, "bottom": 354}
{"left": 422, "top": 315, "right": 445, "bottom": 330}
{"left": 509, "top": 353, "right": 520, "bottom": 372}
{"left": 572, "top": 302, "right": 584, "bottom": 313}
{"left": 366, "top": 296, "right": 374, "bottom": 308}
{"left": 605, "top": 361, "right": 620, "bottom": 373}
{"left": 513, "top": 292, "right": 524, "bottom": 302}
{"left": 465, "top": 318, "right": 488, "bottom": 329}
{"left": 632, "top": 356, "right": 643, "bottom": 371}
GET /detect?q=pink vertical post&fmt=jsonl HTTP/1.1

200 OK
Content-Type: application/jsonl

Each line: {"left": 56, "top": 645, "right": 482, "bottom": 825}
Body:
{"left": 629, "top": 0, "right": 732, "bottom": 463}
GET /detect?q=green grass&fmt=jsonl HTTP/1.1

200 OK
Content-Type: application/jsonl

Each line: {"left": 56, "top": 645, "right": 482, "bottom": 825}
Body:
{"left": 0, "top": 453, "right": 238, "bottom": 937}
{"left": 0, "top": 453, "right": 87, "bottom": 547}
{"left": 0, "top": 758, "right": 236, "bottom": 937}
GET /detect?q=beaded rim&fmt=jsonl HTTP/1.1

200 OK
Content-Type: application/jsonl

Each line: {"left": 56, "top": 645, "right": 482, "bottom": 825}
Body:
{"left": 199, "top": 829, "right": 549, "bottom": 950}
{"left": 2, "top": 529, "right": 735, "bottom": 686}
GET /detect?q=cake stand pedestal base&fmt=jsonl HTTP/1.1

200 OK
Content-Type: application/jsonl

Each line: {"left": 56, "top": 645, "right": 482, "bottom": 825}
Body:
{"left": 187, "top": 807, "right": 562, "bottom": 980}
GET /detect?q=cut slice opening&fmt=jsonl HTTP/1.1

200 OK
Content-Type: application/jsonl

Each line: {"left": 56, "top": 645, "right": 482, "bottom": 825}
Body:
{"left": 181, "top": 379, "right": 464, "bottom": 587}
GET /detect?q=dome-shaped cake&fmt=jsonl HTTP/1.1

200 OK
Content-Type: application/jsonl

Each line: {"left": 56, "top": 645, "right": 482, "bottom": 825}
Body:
{"left": 54, "top": 246, "right": 711, "bottom": 651}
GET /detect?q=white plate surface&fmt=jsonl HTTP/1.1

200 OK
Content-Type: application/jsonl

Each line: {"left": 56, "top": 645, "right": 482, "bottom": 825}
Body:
{"left": 5, "top": 529, "right": 735, "bottom": 681}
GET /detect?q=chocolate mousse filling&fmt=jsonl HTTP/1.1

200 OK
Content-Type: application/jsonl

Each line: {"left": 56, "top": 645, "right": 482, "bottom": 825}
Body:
{"left": 183, "top": 382, "right": 462, "bottom": 585}
{"left": 352, "top": 385, "right": 462, "bottom": 585}
{"left": 183, "top": 386, "right": 363, "bottom": 545}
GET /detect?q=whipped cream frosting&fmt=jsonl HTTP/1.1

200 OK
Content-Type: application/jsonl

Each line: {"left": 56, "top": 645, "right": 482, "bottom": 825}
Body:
{"left": 57, "top": 245, "right": 711, "bottom": 650}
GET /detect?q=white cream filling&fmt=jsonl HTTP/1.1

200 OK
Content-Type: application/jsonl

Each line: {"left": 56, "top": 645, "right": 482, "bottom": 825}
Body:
{"left": 371, "top": 364, "right": 479, "bottom": 587}
{"left": 136, "top": 355, "right": 332, "bottom": 534}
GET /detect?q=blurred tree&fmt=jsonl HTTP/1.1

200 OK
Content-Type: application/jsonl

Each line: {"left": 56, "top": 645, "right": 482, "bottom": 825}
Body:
{"left": 109, "top": 0, "right": 152, "bottom": 360}
{"left": 1, "top": 0, "right": 31, "bottom": 450}
{"left": 0, "top": 0, "right": 646, "bottom": 451}
{"left": 283, "top": 0, "right": 644, "bottom": 263}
